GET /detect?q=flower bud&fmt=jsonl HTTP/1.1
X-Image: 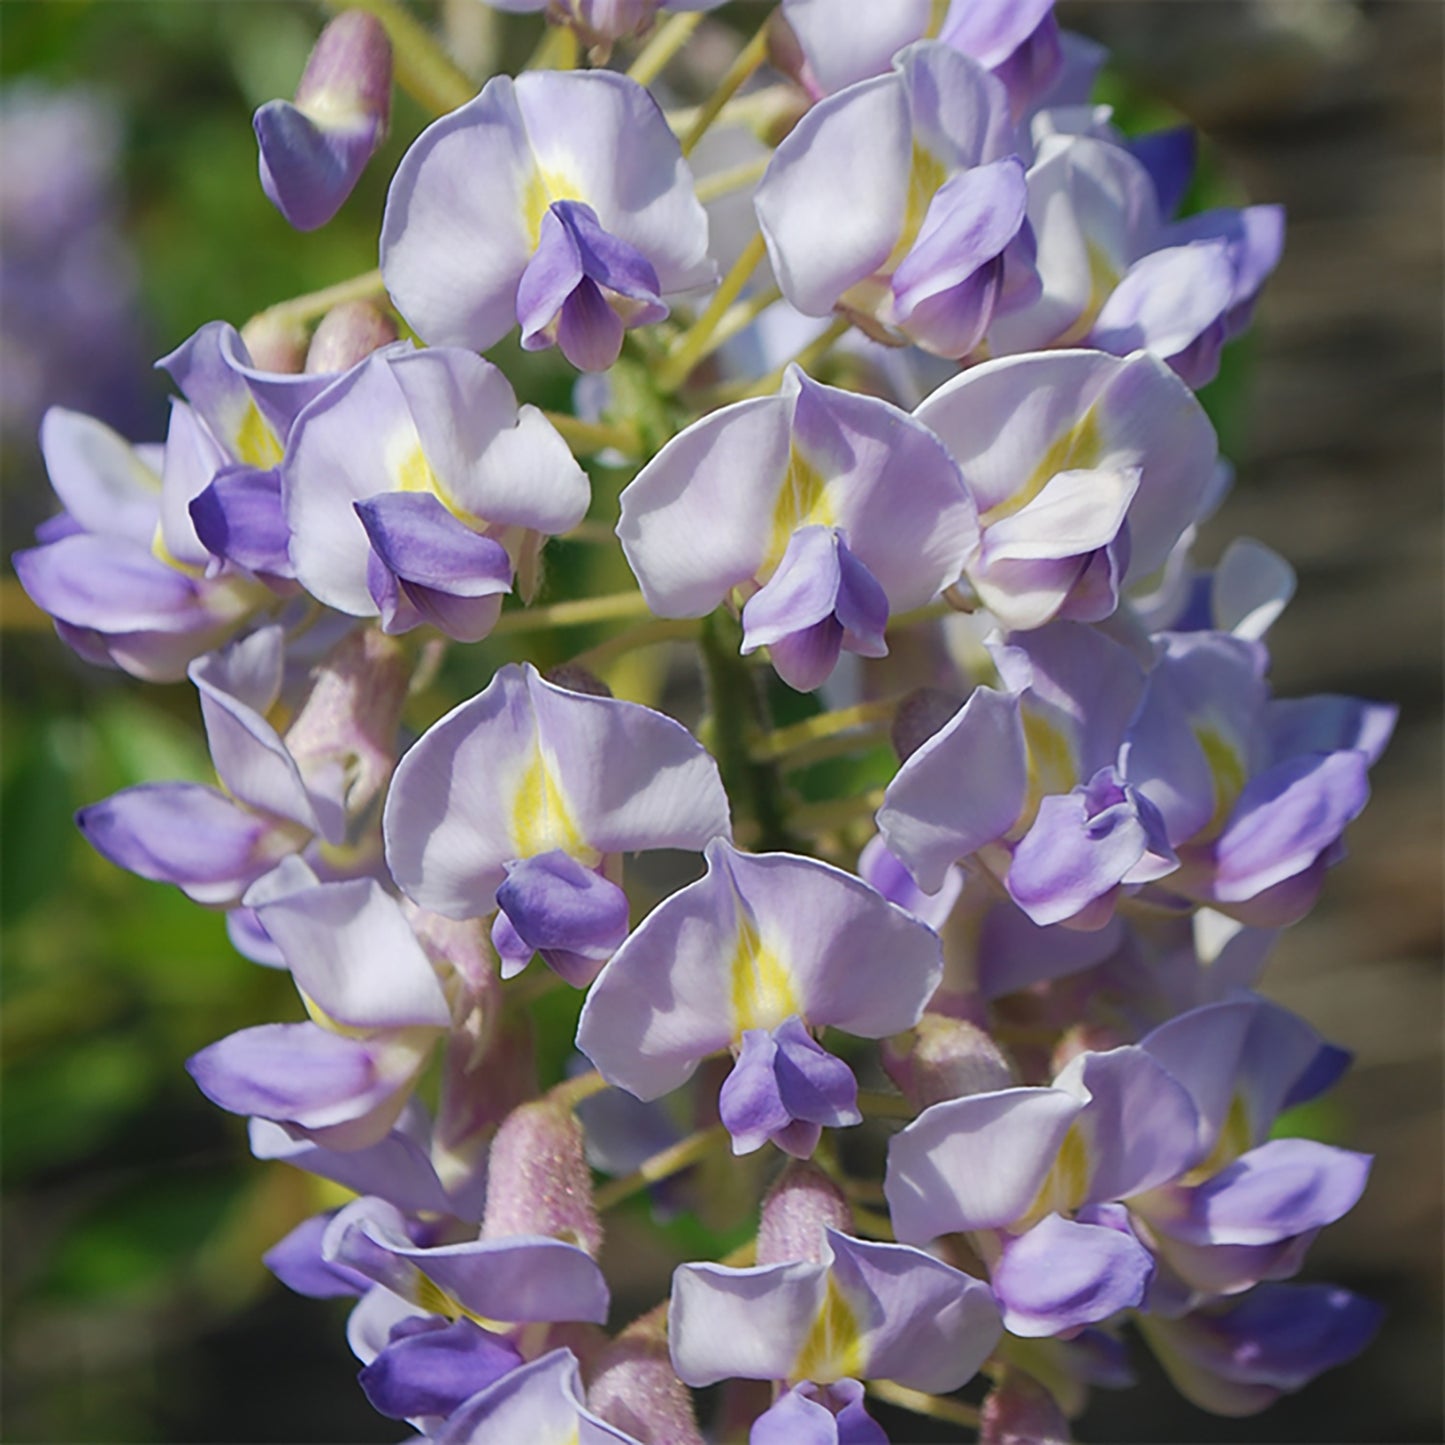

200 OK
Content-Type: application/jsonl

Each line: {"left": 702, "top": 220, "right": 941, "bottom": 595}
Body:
{"left": 883, "top": 1014, "right": 1015, "bottom": 1109}
{"left": 891, "top": 686, "right": 963, "bottom": 763}
{"left": 482, "top": 1099, "right": 602, "bottom": 1257}
{"left": 587, "top": 1305, "right": 705, "bottom": 1445}
{"left": 239, "top": 312, "right": 309, "bottom": 374}
{"left": 757, "top": 1160, "right": 853, "bottom": 1266}
{"left": 254, "top": 10, "right": 393, "bottom": 231}
{"left": 305, "top": 299, "right": 399, "bottom": 374}
{"left": 980, "top": 1372, "right": 1072, "bottom": 1445}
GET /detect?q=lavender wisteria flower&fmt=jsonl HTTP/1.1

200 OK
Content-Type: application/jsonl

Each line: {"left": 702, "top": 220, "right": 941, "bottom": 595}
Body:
{"left": 577, "top": 839, "right": 943, "bottom": 1156}
{"left": 912, "top": 347, "right": 1218, "bottom": 631}
{"left": 670, "top": 1227, "right": 1001, "bottom": 1396}
{"left": 884, "top": 995, "right": 1370, "bottom": 1336}
{"left": 780, "top": 0, "right": 1062, "bottom": 116}
{"left": 381, "top": 68, "right": 713, "bottom": 370}
{"left": 756, "top": 42, "right": 1033, "bottom": 359}
{"left": 283, "top": 344, "right": 588, "bottom": 635}
{"left": 13, "top": 400, "right": 269, "bottom": 680}
{"left": 617, "top": 366, "right": 978, "bottom": 690}
{"left": 77, "top": 623, "right": 406, "bottom": 915}
{"left": 385, "top": 663, "right": 730, "bottom": 985}
{"left": 254, "top": 11, "right": 393, "bottom": 231}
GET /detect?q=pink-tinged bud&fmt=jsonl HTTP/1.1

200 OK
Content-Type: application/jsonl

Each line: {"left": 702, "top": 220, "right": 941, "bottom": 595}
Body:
{"left": 1050, "top": 1022, "right": 1127, "bottom": 1078}
{"left": 282, "top": 626, "right": 408, "bottom": 829}
{"left": 239, "top": 312, "right": 308, "bottom": 374}
{"left": 255, "top": 11, "right": 393, "bottom": 231}
{"left": 305, "top": 299, "right": 399, "bottom": 374}
{"left": 757, "top": 1161, "right": 853, "bottom": 1266}
{"left": 883, "top": 1014, "right": 1016, "bottom": 1109}
{"left": 587, "top": 1305, "right": 705, "bottom": 1445}
{"left": 483, "top": 1099, "right": 602, "bottom": 1257}
{"left": 891, "top": 687, "right": 963, "bottom": 763}
{"left": 293, "top": 11, "right": 393, "bottom": 133}
{"left": 980, "top": 1372, "right": 1073, "bottom": 1445}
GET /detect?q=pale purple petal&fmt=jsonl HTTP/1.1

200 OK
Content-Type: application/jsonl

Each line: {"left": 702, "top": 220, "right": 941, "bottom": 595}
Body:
{"left": 263, "top": 1212, "right": 372, "bottom": 1298}
{"left": 38, "top": 406, "right": 160, "bottom": 546}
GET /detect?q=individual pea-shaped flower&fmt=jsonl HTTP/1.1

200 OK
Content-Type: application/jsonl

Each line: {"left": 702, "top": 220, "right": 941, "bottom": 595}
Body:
{"left": 1121, "top": 630, "right": 1396, "bottom": 926}
{"left": 878, "top": 621, "right": 1178, "bottom": 928}
{"left": 577, "top": 839, "right": 943, "bottom": 1157}
{"left": 670, "top": 1228, "right": 1002, "bottom": 1399}
{"left": 756, "top": 43, "right": 1032, "bottom": 360}
{"left": 780, "top": 0, "right": 1062, "bottom": 117}
{"left": 283, "top": 345, "right": 588, "bottom": 637}
{"left": 1134, "top": 1282, "right": 1383, "bottom": 1417}
{"left": 187, "top": 870, "right": 455, "bottom": 1149}
{"left": 913, "top": 348, "right": 1218, "bottom": 632}
{"left": 77, "top": 624, "right": 406, "bottom": 913}
{"left": 13, "top": 399, "right": 270, "bottom": 680}
{"left": 253, "top": 11, "right": 392, "bottom": 231}
{"left": 617, "top": 366, "right": 979, "bottom": 691}
{"left": 381, "top": 69, "right": 713, "bottom": 371}
{"left": 384, "top": 663, "right": 730, "bottom": 986}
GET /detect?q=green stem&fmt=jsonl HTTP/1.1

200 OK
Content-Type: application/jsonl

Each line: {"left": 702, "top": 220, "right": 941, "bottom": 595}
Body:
{"left": 656, "top": 232, "right": 768, "bottom": 392}
{"left": 787, "top": 787, "right": 886, "bottom": 837}
{"left": 699, "top": 610, "right": 800, "bottom": 852}
{"left": 320, "top": 0, "right": 476, "bottom": 115}
{"left": 568, "top": 616, "right": 700, "bottom": 673}
{"left": 751, "top": 698, "right": 899, "bottom": 762}
{"left": 491, "top": 589, "right": 652, "bottom": 636}
{"left": 680, "top": 15, "right": 772, "bottom": 156}
{"left": 716, "top": 314, "right": 852, "bottom": 402}
{"left": 594, "top": 1123, "right": 726, "bottom": 1210}
{"left": 627, "top": 10, "right": 703, "bottom": 85}
{"left": 246, "top": 267, "right": 388, "bottom": 335}
{"left": 548, "top": 1069, "right": 609, "bottom": 1110}
{"left": 857, "top": 1088, "right": 916, "bottom": 1121}
{"left": 693, "top": 155, "right": 770, "bottom": 206}
{"left": 524, "top": 20, "right": 578, "bottom": 71}
{"left": 866, "top": 1381, "right": 980, "bottom": 1430}
{"left": 542, "top": 410, "right": 640, "bottom": 458}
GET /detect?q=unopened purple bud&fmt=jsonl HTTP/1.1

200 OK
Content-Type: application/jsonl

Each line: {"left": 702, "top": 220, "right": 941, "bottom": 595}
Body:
{"left": 482, "top": 1099, "right": 602, "bottom": 1257}
{"left": 587, "top": 1305, "right": 705, "bottom": 1445}
{"left": 305, "top": 299, "right": 399, "bottom": 374}
{"left": 882, "top": 1015, "right": 1015, "bottom": 1109}
{"left": 757, "top": 1160, "right": 854, "bottom": 1266}
{"left": 239, "top": 313, "right": 309, "bottom": 374}
{"left": 980, "top": 1372, "right": 1072, "bottom": 1445}
{"left": 892, "top": 687, "right": 963, "bottom": 763}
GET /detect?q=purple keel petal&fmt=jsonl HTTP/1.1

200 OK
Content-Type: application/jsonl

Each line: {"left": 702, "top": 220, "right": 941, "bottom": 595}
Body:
{"left": 190, "top": 465, "right": 294, "bottom": 579}
{"left": 496, "top": 849, "right": 631, "bottom": 969}
{"left": 360, "top": 1316, "right": 524, "bottom": 1422}
{"left": 255, "top": 100, "right": 381, "bottom": 232}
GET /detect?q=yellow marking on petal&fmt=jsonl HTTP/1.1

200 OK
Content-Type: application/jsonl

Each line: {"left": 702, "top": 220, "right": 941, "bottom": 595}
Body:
{"left": 793, "top": 1273, "right": 868, "bottom": 1385}
{"left": 764, "top": 444, "right": 834, "bottom": 571}
{"left": 300, "top": 989, "right": 372, "bottom": 1041}
{"left": 1194, "top": 722, "right": 1248, "bottom": 839}
{"left": 1054, "top": 239, "right": 1123, "bottom": 348}
{"left": 1018, "top": 1122, "right": 1091, "bottom": 1229}
{"left": 396, "top": 442, "right": 483, "bottom": 527}
{"left": 981, "top": 406, "right": 1103, "bottom": 526}
{"left": 412, "top": 1273, "right": 511, "bottom": 1331}
{"left": 149, "top": 521, "right": 207, "bottom": 578}
{"left": 523, "top": 165, "right": 586, "bottom": 249}
{"left": 925, "top": 0, "right": 952, "bottom": 37}
{"left": 882, "top": 141, "right": 949, "bottom": 274}
{"left": 1184, "top": 1091, "right": 1252, "bottom": 1185}
{"left": 234, "top": 398, "right": 284, "bottom": 469}
{"left": 1012, "top": 707, "right": 1079, "bottom": 834}
{"left": 729, "top": 906, "right": 798, "bottom": 1035}
{"left": 511, "top": 744, "right": 591, "bottom": 862}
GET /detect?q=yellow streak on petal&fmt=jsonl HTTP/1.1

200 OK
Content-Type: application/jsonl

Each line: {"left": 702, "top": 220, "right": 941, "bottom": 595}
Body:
{"left": 925, "top": 0, "right": 952, "bottom": 37}
{"left": 522, "top": 165, "right": 586, "bottom": 249}
{"left": 1011, "top": 707, "right": 1079, "bottom": 836}
{"left": 511, "top": 744, "right": 591, "bottom": 862}
{"left": 1193, "top": 723, "right": 1249, "bottom": 840}
{"left": 150, "top": 521, "right": 207, "bottom": 578}
{"left": 413, "top": 1273, "right": 511, "bottom": 1332}
{"left": 1184, "top": 1091, "right": 1252, "bottom": 1185}
{"left": 729, "top": 906, "right": 799, "bottom": 1036}
{"left": 396, "top": 442, "right": 480, "bottom": 526}
{"left": 980, "top": 406, "right": 1103, "bottom": 527}
{"left": 765, "top": 444, "right": 834, "bottom": 571}
{"left": 792, "top": 1273, "right": 868, "bottom": 1385}
{"left": 1017, "top": 1121, "right": 1092, "bottom": 1230}
{"left": 234, "top": 398, "right": 284, "bottom": 469}
{"left": 1054, "top": 239, "right": 1124, "bottom": 349}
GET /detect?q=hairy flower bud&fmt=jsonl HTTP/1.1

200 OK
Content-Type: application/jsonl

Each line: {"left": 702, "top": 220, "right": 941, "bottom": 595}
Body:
{"left": 980, "top": 1372, "right": 1073, "bottom": 1445}
{"left": 757, "top": 1160, "right": 853, "bottom": 1266}
{"left": 483, "top": 1099, "right": 603, "bottom": 1257}
{"left": 239, "top": 312, "right": 308, "bottom": 374}
{"left": 883, "top": 1014, "right": 1016, "bottom": 1109}
{"left": 305, "top": 299, "right": 399, "bottom": 374}
{"left": 587, "top": 1305, "right": 705, "bottom": 1445}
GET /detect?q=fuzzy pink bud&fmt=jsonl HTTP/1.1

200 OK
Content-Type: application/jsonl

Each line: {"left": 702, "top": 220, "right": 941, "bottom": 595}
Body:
{"left": 305, "top": 299, "right": 399, "bottom": 374}
{"left": 883, "top": 1014, "right": 1016, "bottom": 1109}
{"left": 757, "top": 1161, "right": 853, "bottom": 1266}
{"left": 482, "top": 1099, "right": 602, "bottom": 1257}
{"left": 587, "top": 1306, "right": 705, "bottom": 1445}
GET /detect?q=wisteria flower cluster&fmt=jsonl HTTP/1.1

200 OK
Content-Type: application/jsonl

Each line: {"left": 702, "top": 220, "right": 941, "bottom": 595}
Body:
{"left": 19, "top": 4, "right": 1392, "bottom": 1441}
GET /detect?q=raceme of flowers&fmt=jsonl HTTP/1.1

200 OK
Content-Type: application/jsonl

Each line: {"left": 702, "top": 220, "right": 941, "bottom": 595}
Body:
{"left": 17, "top": 3, "right": 1391, "bottom": 1442}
